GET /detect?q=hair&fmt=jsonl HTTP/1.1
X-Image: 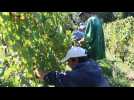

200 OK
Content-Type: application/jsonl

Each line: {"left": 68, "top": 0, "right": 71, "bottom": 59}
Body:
{"left": 70, "top": 56, "right": 89, "bottom": 63}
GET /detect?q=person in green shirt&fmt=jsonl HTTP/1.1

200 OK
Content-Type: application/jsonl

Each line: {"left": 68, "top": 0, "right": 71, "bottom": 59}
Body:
{"left": 79, "top": 12, "right": 106, "bottom": 60}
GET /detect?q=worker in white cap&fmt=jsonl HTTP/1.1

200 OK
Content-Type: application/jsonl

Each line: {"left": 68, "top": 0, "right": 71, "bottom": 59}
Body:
{"left": 34, "top": 46, "right": 109, "bottom": 87}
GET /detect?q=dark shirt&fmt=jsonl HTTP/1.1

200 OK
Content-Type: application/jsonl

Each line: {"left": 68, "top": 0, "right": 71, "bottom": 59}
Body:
{"left": 44, "top": 60, "right": 109, "bottom": 87}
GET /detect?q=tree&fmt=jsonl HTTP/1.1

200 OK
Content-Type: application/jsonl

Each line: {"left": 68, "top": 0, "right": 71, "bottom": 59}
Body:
{"left": 0, "top": 12, "right": 73, "bottom": 87}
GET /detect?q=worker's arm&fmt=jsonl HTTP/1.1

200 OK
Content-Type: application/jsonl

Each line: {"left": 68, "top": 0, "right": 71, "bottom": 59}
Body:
{"left": 34, "top": 69, "right": 74, "bottom": 87}
{"left": 44, "top": 71, "right": 70, "bottom": 86}
{"left": 85, "top": 17, "right": 96, "bottom": 45}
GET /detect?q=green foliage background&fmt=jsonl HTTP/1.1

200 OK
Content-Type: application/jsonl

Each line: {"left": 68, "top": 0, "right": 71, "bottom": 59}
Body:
{"left": 102, "top": 16, "right": 134, "bottom": 87}
{"left": 0, "top": 12, "right": 73, "bottom": 87}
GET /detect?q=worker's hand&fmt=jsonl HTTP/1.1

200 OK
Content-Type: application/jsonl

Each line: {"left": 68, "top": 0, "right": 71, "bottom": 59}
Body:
{"left": 78, "top": 38, "right": 85, "bottom": 46}
{"left": 79, "top": 37, "right": 85, "bottom": 43}
{"left": 33, "top": 68, "right": 48, "bottom": 81}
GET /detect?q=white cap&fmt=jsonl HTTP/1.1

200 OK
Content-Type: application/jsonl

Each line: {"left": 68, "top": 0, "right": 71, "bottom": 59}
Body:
{"left": 79, "top": 23, "right": 86, "bottom": 30}
{"left": 79, "top": 25, "right": 86, "bottom": 30}
{"left": 61, "top": 47, "right": 87, "bottom": 63}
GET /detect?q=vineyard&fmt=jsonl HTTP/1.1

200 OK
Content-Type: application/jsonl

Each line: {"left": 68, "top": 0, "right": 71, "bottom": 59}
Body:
{"left": 0, "top": 12, "right": 134, "bottom": 87}
{"left": 103, "top": 16, "right": 134, "bottom": 86}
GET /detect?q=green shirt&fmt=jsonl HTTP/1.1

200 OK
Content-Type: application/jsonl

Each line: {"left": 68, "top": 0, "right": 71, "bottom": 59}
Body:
{"left": 84, "top": 15, "right": 105, "bottom": 60}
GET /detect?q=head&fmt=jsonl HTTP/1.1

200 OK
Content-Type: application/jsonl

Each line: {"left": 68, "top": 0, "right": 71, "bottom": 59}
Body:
{"left": 79, "top": 12, "right": 96, "bottom": 22}
{"left": 61, "top": 47, "right": 88, "bottom": 69}
{"left": 79, "top": 23, "right": 86, "bottom": 32}
{"left": 67, "top": 56, "right": 88, "bottom": 69}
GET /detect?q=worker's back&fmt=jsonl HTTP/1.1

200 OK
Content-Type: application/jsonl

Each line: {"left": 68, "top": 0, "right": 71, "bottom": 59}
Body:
{"left": 65, "top": 60, "right": 109, "bottom": 87}
{"left": 84, "top": 15, "right": 106, "bottom": 60}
